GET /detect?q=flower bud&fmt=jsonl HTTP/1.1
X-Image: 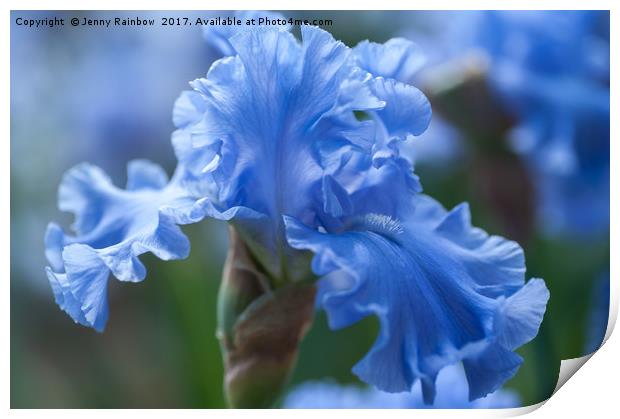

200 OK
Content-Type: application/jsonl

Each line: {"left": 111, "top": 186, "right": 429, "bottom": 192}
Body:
{"left": 217, "top": 228, "right": 316, "bottom": 408}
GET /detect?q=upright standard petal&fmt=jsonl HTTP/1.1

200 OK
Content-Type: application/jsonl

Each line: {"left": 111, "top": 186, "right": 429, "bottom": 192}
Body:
{"left": 44, "top": 160, "right": 204, "bottom": 331}
{"left": 352, "top": 38, "right": 425, "bottom": 83}
{"left": 173, "top": 26, "right": 427, "bottom": 278}
{"left": 202, "top": 11, "right": 291, "bottom": 57}
{"left": 349, "top": 37, "right": 432, "bottom": 169}
{"left": 284, "top": 195, "right": 549, "bottom": 403}
{"left": 174, "top": 26, "right": 432, "bottom": 273}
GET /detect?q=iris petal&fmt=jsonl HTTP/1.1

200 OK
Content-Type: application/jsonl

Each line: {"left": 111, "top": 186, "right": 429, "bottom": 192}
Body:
{"left": 353, "top": 38, "right": 425, "bottom": 83}
{"left": 44, "top": 161, "right": 204, "bottom": 331}
{"left": 371, "top": 77, "right": 432, "bottom": 143}
{"left": 203, "top": 11, "right": 291, "bottom": 57}
{"left": 284, "top": 195, "right": 548, "bottom": 402}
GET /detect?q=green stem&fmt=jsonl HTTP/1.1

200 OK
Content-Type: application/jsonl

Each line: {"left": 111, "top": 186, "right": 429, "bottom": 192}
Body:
{"left": 216, "top": 227, "right": 317, "bottom": 408}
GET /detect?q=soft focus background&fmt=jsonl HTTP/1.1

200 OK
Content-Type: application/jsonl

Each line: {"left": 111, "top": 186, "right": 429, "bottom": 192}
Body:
{"left": 11, "top": 10, "right": 609, "bottom": 408}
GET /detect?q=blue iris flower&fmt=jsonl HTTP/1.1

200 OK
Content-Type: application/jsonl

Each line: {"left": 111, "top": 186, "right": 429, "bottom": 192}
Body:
{"left": 45, "top": 22, "right": 549, "bottom": 404}
{"left": 45, "top": 23, "right": 428, "bottom": 330}
{"left": 283, "top": 363, "right": 520, "bottom": 408}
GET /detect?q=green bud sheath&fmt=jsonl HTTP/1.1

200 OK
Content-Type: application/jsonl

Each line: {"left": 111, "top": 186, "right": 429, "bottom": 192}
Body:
{"left": 217, "top": 227, "right": 317, "bottom": 408}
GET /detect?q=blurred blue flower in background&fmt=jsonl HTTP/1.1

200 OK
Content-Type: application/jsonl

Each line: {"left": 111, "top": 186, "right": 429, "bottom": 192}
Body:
{"left": 44, "top": 19, "right": 549, "bottom": 405}
{"left": 284, "top": 363, "right": 520, "bottom": 408}
{"left": 408, "top": 11, "right": 610, "bottom": 238}
{"left": 481, "top": 11, "right": 610, "bottom": 238}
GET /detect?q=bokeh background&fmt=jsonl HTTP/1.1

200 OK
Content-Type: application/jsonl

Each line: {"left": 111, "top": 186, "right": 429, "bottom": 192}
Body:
{"left": 11, "top": 10, "right": 610, "bottom": 408}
